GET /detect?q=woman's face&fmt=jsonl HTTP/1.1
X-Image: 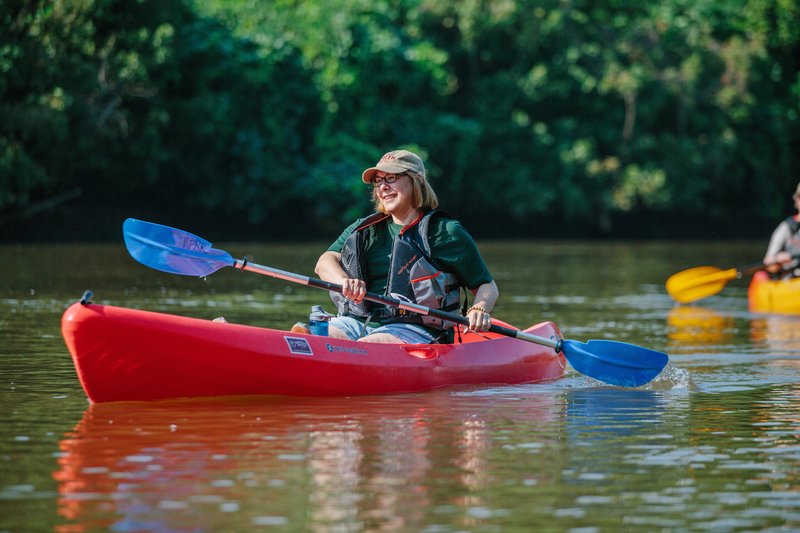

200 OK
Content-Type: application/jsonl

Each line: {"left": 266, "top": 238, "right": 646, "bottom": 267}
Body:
{"left": 373, "top": 171, "right": 414, "bottom": 215}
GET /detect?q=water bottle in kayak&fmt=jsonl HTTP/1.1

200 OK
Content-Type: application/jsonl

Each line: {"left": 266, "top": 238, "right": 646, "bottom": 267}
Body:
{"left": 309, "top": 305, "right": 333, "bottom": 336}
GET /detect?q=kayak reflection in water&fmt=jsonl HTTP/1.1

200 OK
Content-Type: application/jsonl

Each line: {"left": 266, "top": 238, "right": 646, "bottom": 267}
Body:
{"left": 314, "top": 149, "right": 499, "bottom": 344}
{"left": 763, "top": 181, "right": 800, "bottom": 279}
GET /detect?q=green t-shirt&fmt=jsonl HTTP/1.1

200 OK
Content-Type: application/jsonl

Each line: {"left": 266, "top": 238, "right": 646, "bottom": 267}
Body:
{"left": 327, "top": 214, "right": 493, "bottom": 295}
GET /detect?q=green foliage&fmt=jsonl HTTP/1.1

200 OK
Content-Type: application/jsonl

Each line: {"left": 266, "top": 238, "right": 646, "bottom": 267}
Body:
{"left": 0, "top": 0, "right": 797, "bottom": 239}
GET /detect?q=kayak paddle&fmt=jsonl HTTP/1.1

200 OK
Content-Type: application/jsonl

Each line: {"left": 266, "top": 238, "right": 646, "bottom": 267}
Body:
{"left": 123, "top": 218, "right": 669, "bottom": 387}
{"left": 665, "top": 261, "right": 768, "bottom": 304}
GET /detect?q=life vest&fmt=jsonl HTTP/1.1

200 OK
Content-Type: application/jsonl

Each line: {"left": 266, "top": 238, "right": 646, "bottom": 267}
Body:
{"left": 785, "top": 215, "right": 800, "bottom": 240}
{"left": 783, "top": 215, "right": 800, "bottom": 274}
{"left": 331, "top": 210, "right": 463, "bottom": 330}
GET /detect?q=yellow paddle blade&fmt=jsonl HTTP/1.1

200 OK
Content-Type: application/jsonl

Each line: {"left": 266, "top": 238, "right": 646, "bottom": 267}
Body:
{"left": 665, "top": 266, "right": 739, "bottom": 303}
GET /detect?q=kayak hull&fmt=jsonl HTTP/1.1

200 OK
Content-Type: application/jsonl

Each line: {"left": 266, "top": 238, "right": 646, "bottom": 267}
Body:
{"left": 61, "top": 302, "right": 567, "bottom": 402}
{"left": 748, "top": 271, "right": 800, "bottom": 315}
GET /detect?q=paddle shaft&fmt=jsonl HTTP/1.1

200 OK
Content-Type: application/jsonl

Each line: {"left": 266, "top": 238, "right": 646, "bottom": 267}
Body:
{"left": 235, "top": 259, "right": 563, "bottom": 351}
{"left": 737, "top": 262, "right": 771, "bottom": 277}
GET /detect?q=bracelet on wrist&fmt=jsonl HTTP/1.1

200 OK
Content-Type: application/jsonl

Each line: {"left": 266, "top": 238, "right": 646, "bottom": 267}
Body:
{"left": 467, "top": 305, "right": 487, "bottom": 314}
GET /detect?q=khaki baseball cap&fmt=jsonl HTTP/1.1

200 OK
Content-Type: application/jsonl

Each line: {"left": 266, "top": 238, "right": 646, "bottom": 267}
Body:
{"left": 795, "top": 182, "right": 800, "bottom": 197}
{"left": 362, "top": 150, "right": 426, "bottom": 183}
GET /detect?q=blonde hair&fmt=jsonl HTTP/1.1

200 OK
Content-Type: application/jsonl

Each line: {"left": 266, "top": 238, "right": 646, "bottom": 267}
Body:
{"left": 372, "top": 171, "right": 439, "bottom": 213}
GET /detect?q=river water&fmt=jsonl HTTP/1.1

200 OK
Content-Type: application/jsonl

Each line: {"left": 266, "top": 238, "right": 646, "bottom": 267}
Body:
{"left": 1, "top": 240, "right": 798, "bottom": 532}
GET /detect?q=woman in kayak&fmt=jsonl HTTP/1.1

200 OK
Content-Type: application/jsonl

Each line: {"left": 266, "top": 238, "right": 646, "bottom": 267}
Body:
{"left": 313, "top": 149, "right": 498, "bottom": 344}
{"left": 763, "top": 181, "right": 800, "bottom": 279}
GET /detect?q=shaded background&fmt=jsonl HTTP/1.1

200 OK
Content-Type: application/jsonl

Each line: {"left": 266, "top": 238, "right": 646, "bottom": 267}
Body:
{"left": 1, "top": 0, "right": 798, "bottom": 242}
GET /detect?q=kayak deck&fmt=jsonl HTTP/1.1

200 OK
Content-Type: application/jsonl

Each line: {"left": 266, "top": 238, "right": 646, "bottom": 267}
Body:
{"left": 61, "top": 302, "right": 567, "bottom": 402}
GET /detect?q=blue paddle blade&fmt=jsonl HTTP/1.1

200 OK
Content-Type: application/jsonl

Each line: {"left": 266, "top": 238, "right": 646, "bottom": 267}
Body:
{"left": 123, "top": 218, "right": 235, "bottom": 276}
{"left": 561, "top": 339, "right": 669, "bottom": 387}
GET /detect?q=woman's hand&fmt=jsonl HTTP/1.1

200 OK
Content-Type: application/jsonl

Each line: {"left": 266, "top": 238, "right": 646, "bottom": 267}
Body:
{"left": 339, "top": 277, "right": 366, "bottom": 303}
{"left": 466, "top": 306, "right": 492, "bottom": 332}
{"left": 765, "top": 252, "right": 792, "bottom": 273}
{"left": 466, "top": 281, "right": 499, "bottom": 332}
{"left": 316, "top": 251, "right": 366, "bottom": 302}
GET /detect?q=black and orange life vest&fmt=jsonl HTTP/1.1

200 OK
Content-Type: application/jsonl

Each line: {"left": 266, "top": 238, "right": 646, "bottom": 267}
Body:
{"left": 331, "top": 210, "right": 463, "bottom": 330}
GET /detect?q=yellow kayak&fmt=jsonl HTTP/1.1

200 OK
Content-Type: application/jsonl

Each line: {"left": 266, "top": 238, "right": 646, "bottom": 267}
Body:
{"left": 748, "top": 271, "right": 800, "bottom": 315}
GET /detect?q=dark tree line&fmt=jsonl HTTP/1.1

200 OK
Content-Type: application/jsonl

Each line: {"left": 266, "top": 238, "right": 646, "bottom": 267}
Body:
{"left": 1, "top": 0, "right": 798, "bottom": 241}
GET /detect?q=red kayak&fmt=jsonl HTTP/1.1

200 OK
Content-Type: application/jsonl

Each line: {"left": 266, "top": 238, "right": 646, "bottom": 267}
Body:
{"left": 61, "top": 302, "right": 567, "bottom": 402}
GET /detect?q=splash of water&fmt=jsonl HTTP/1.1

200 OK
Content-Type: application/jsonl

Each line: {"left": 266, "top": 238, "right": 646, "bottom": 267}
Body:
{"left": 646, "top": 362, "right": 694, "bottom": 390}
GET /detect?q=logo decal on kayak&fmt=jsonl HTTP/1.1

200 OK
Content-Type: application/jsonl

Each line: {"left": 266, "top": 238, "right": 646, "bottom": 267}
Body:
{"left": 325, "top": 344, "right": 369, "bottom": 355}
{"left": 285, "top": 336, "right": 313, "bottom": 356}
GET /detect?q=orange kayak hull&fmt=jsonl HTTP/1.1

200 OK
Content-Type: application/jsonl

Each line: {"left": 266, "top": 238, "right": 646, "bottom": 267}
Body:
{"left": 748, "top": 271, "right": 800, "bottom": 315}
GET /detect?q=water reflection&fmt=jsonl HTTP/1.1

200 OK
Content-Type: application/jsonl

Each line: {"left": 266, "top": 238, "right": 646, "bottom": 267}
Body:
{"left": 750, "top": 315, "right": 800, "bottom": 353}
{"left": 666, "top": 306, "right": 734, "bottom": 348}
{"left": 53, "top": 392, "right": 565, "bottom": 531}
{"left": 565, "top": 388, "right": 667, "bottom": 439}
{"left": 666, "top": 303, "right": 800, "bottom": 357}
